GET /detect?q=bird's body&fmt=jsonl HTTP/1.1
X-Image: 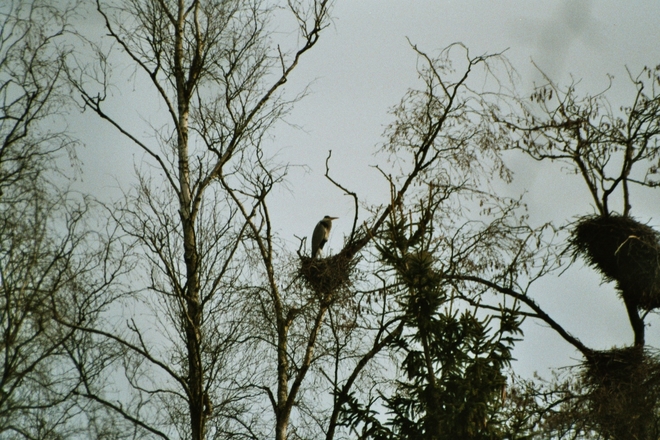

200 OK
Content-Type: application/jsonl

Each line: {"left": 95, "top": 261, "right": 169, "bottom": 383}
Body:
{"left": 311, "top": 216, "right": 338, "bottom": 258}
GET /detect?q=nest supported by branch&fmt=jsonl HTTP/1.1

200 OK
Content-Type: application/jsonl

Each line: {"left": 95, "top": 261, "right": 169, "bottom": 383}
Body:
{"left": 582, "top": 347, "right": 660, "bottom": 438}
{"left": 299, "top": 252, "right": 357, "bottom": 303}
{"left": 571, "top": 214, "right": 660, "bottom": 310}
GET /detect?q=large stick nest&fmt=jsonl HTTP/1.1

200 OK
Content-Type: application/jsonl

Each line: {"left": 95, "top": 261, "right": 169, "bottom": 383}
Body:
{"left": 584, "top": 346, "right": 648, "bottom": 388}
{"left": 299, "top": 253, "right": 357, "bottom": 302}
{"left": 581, "top": 347, "right": 660, "bottom": 438}
{"left": 570, "top": 214, "right": 660, "bottom": 310}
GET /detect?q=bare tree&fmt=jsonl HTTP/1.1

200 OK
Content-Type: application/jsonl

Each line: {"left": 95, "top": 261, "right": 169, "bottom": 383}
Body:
{"left": 508, "top": 66, "right": 660, "bottom": 218}
{"left": 481, "top": 66, "right": 660, "bottom": 439}
{"left": 70, "top": 1, "right": 332, "bottom": 439}
{"left": 0, "top": 0, "right": 76, "bottom": 193}
{"left": 0, "top": 1, "right": 123, "bottom": 438}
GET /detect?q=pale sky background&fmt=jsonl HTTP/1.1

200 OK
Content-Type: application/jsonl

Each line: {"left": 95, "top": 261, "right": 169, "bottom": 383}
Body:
{"left": 74, "top": 0, "right": 660, "bottom": 379}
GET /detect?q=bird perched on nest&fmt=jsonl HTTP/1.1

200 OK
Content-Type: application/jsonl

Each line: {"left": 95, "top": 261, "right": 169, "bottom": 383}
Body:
{"left": 312, "top": 216, "right": 338, "bottom": 258}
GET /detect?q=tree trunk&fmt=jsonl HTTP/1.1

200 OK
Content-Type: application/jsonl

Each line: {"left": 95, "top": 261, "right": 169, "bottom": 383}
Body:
{"left": 623, "top": 295, "right": 645, "bottom": 347}
{"left": 275, "top": 320, "right": 289, "bottom": 440}
{"left": 180, "top": 129, "right": 205, "bottom": 440}
{"left": 173, "top": 2, "right": 206, "bottom": 437}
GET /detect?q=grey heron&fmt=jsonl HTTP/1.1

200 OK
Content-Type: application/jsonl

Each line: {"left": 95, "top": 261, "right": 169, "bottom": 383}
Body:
{"left": 311, "top": 216, "right": 338, "bottom": 258}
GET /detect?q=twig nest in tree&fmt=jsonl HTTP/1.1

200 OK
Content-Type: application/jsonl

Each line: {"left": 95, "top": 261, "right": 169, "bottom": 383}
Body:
{"left": 582, "top": 347, "right": 660, "bottom": 438}
{"left": 584, "top": 346, "right": 646, "bottom": 386}
{"left": 299, "top": 253, "right": 356, "bottom": 300}
{"left": 570, "top": 214, "right": 660, "bottom": 310}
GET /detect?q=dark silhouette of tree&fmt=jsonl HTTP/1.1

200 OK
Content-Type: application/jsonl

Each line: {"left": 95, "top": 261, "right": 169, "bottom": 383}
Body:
{"left": 314, "top": 45, "right": 541, "bottom": 440}
{"left": 494, "top": 65, "right": 660, "bottom": 439}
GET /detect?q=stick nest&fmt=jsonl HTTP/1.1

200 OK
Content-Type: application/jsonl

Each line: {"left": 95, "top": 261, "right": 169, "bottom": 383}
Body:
{"left": 299, "top": 253, "right": 357, "bottom": 301}
{"left": 584, "top": 346, "right": 647, "bottom": 387}
{"left": 570, "top": 214, "right": 660, "bottom": 310}
{"left": 582, "top": 347, "right": 660, "bottom": 438}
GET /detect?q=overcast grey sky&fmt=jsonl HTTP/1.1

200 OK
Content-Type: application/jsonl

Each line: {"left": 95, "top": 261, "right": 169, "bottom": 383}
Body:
{"left": 76, "top": 0, "right": 660, "bottom": 378}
